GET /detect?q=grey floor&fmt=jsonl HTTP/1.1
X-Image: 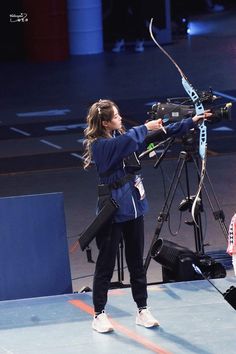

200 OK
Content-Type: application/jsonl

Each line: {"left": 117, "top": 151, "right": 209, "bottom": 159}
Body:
{"left": 1, "top": 277, "right": 236, "bottom": 354}
{"left": 2, "top": 7, "right": 236, "bottom": 292}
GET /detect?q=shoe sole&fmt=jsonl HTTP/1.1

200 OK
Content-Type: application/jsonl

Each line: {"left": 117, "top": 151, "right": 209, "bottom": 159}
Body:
{"left": 92, "top": 325, "right": 114, "bottom": 333}
{"left": 136, "top": 319, "right": 160, "bottom": 328}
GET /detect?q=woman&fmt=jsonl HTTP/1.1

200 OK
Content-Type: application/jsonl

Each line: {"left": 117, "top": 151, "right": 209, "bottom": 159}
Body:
{"left": 83, "top": 99, "right": 211, "bottom": 333}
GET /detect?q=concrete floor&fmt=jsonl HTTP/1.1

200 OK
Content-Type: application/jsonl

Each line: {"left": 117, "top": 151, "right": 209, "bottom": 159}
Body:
{"left": 1, "top": 277, "right": 236, "bottom": 354}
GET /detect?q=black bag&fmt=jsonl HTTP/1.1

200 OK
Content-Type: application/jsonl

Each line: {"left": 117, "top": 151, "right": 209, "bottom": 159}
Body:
{"left": 79, "top": 198, "right": 119, "bottom": 251}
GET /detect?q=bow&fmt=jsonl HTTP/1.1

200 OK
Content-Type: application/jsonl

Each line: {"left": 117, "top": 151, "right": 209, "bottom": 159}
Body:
{"left": 149, "top": 18, "right": 207, "bottom": 224}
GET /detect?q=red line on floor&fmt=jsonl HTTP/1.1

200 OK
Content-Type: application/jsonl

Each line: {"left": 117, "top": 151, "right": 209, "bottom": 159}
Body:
{"left": 69, "top": 299, "right": 94, "bottom": 315}
{"left": 69, "top": 299, "right": 172, "bottom": 354}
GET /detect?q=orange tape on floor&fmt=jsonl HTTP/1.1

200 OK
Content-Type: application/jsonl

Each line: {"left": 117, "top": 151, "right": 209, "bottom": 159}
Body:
{"left": 69, "top": 299, "right": 172, "bottom": 354}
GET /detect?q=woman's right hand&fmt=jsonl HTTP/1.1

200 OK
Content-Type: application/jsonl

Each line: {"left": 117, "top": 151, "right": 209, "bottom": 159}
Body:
{"left": 145, "top": 119, "right": 164, "bottom": 131}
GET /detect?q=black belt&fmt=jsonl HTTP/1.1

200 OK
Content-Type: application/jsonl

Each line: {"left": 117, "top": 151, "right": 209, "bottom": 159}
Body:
{"left": 98, "top": 173, "right": 133, "bottom": 196}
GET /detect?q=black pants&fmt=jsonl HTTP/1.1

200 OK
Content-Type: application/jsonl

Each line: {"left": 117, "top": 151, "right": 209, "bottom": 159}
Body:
{"left": 112, "top": 0, "right": 147, "bottom": 41}
{"left": 93, "top": 215, "right": 147, "bottom": 313}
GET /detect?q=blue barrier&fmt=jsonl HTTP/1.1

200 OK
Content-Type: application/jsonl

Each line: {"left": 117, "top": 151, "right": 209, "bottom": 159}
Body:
{"left": 0, "top": 192, "right": 72, "bottom": 300}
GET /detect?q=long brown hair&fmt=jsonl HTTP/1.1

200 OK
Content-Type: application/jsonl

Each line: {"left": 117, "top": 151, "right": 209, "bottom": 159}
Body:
{"left": 83, "top": 99, "right": 124, "bottom": 170}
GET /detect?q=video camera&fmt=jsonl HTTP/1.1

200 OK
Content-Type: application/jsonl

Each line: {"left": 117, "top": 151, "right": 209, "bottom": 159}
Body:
{"left": 148, "top": 89, "right": 232, "bottom": 124}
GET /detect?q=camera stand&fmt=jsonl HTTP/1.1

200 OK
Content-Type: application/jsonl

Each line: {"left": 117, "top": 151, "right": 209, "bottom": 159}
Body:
{"left": 110, "top": 238, "right": 130, "bottom": 289}
{"left": 144, "top": 145, "right": 228, "bottom": 273}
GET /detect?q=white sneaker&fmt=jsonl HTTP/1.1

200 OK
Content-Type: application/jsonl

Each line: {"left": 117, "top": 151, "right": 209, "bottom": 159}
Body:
{"left": 134, "top": 40, "right": 144, "bottom": 53}
{"left": 112, "top": 39, "right": 125, "bottom": 53}
{"left": 136, "top": 308, "right": 160, "bottom": 328}
{"left": 92, "top": 311, "right": 114, "bottom": 333}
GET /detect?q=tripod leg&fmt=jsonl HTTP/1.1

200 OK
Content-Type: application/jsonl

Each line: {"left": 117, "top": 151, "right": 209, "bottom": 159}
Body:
{"left": 116, "top": 239, "right": 125, "bottom": 284}
{"left": 116, "top": 245, "right": 122, "bottom": 283}
{"left": 193, "top": 212, "right": 205, "bottom": 254}
{"left": 144, "top": 151, "right": 188, "bottom": 272}
{"left": 120, "top": 238, "right": 124, "bottom": 281}
{"left": 181, "top": 155, "right": 205, "bottom": 254}
{"left": 204, "top": 169, "right": 228, "bottom": 240}
{"left": 192, "top": 158, "right": 228, "bottom": 240}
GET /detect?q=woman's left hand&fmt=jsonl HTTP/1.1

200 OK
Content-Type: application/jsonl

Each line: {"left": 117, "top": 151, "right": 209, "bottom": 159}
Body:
{"left": 192, "top": 109, "right": 213, "bottom": 123}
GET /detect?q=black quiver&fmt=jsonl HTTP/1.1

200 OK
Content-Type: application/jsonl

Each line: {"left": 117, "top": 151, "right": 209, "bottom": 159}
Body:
{"left": 79, "top": 197, "right": 119, "bottom": 251}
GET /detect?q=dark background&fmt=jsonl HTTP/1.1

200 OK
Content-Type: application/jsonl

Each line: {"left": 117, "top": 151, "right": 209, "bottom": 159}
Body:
{"left": 2, "top": 0, "right": 236, "bottom": 60}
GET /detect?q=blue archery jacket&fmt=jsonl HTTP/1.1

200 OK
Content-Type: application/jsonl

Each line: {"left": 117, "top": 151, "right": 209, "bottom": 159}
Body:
{"left": 92, "top": 117, "right": 195, "bottom": 223}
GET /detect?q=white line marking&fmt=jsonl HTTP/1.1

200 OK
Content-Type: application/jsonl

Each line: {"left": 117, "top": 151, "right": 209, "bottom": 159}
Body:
{"left": 213, "top": 91, "right": 236, "bottom": 102}
{"left": 45, "top": 123, "right": 87, "bottom": 132}
{"left": 10, "top": 127, "right": 31, "bottom": 136}
{"left": 212, "top": 126, "right": 233, "bottom": 132}
{"left": 17, "top": 109, "right": 71, "bottom": 117}
{"left": 39, "top": 139, "right": 62, "bottom": 149}
{"left": 70, "top": 153, "right": 84, "bottom": 160}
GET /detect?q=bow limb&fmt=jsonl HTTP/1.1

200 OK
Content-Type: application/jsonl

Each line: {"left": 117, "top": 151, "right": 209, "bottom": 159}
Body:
{"left": 181, "top": 77, "right": 207, "bottom": 160}
{"left": 191, "top": 158, "right": 207, "bottom": 225}
{"left": 149, "top": 18, "right": 187, "bottom": 80}
{"left": 181, "top": 80, "right": 207, "bottom": 225}
{"left": 149, "top": 18, "right": 207, "bottom": 160}
{"left": 149, "top": 18, "right": 207, "bottom": 225}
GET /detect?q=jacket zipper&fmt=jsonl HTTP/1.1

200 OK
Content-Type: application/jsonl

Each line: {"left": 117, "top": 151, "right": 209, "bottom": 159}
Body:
{"left": 131, "top": 195, "right": 138, "bottom": 219}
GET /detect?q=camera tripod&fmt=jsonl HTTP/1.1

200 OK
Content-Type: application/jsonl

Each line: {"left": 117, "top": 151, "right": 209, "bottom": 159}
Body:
{"left": 109, "top": 238, "right": 128, "bottom": 289}
{"left": 143, "top": 135, "right": 229, "bottom": 273}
